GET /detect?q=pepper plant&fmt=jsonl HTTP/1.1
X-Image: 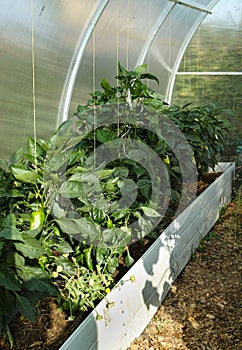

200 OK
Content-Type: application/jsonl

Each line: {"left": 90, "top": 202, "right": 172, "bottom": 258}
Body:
{"left": 0, "top": 63, "right": 230, "bottom": 347}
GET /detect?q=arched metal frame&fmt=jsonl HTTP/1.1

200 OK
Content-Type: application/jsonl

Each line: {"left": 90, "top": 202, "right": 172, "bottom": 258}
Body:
{"left": 58, "top": 0, "right": 110, "bottom": 124}
{"left": 165, "top": 0, "right": 220, "bottom": 103}
{"left": 0, "top": 0, "right": 224, "bottom": 158}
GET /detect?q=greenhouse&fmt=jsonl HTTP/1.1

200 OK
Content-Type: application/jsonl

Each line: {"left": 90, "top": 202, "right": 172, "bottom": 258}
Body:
{"left": 0, "top": 1, "right": 241, "bottom": 349}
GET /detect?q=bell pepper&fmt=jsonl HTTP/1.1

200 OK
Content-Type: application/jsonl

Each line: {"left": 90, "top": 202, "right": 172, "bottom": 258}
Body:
{"left": 84, "top": 247, "right": 94, "bottom": 271}
{"left": 30, "top": 210, "right": 45, "bottom": 230}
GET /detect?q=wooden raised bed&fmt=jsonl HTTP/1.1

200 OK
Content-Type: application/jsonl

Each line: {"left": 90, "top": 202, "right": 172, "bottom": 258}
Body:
{"left": 59, "top": 162, "right": 235, "bottom": 350}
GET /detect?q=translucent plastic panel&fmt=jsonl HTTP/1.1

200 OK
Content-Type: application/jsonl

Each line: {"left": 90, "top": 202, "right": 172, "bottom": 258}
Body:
{"left": 70, "top": 0, "right": 170, "bottom": 115}
{"left": 173, "top": 0, "right": 242, "bottom": 163}
{"left": 0, "top": 0, "right": 228, "bottom": 160}
{"left": 173, "top": 75, "right": 242, "bottom": 163}
{"left": 146, "top": 5, "right": 199, "bottom": 99}
{"left": 0, "top": 0, "right": 102, "bottom": 159}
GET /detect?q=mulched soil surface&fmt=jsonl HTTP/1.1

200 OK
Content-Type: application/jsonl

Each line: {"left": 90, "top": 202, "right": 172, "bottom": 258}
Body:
{"left": 0, "top": 173, "right": 241, "bottom": 350}
{"left": 128, "top": 200, "right": 242, "bottom": 350}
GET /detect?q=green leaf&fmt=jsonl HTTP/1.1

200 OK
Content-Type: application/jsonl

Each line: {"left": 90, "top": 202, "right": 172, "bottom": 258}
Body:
{"left": 15, "top": 294, "right": 36, "bottom": 321}
{"left": 102, "top": 227, "right": 131, "bottom": 247}
{"left": 10, "top": 147, "right": 24, "bottom": 164}
{"left": 14, "top": 253, "right": 25, "bottom": 268}
{"left": 17, "top": 265, "right": 57, "bottom": 294}
{"left": 125, "top": 249, "right": 134, "bottom": 267}
{"left": 11, "top": 165, "right": 39, "bottom": 184}
{"left": 0, "top": 214, "right": 17, "bottom": 230}
{"left": 0, "top": 159, "right": 9, "bottom": 171}
{"left": 140, "top": 206, "right": 161, "bottom": 217}
{"left": 53, "top": 240, "right": 74, "bottom": 254}
{"left": 96, "top": 129, "right": 115, "bottom": 143}
{"left": 140, "top": 73, "right": 159, "bottom": 84}
{"left": 14, "top": 233, "right": 44, "bottom": 259}
{"left": 135, "top": 64, "right": 147, "bottom": 75}
{"left": 58, "top": 180, "right": 84, "bottom": 198}
{"left": 101, "top": 78, "right": 111, "bottom": 90}
{"left": 0, "top": 267, "right": 21, "bottom": 291}
{"left": 27, "top": 137, "right": 45, "bottom": 160}
{"left": 0, "top": 227, "right": 24, "bottom": 242}
{"left": 45, "top": 148, "right": 72, "bottom": 173}
{"left": 56, "top": 217, "right": 101, "bottom": 243}
{"left": 0, "top": 289, "right": 15, "bottom": 331}
{"left": 0, "top": 242, "right": 4, "bottom": 254}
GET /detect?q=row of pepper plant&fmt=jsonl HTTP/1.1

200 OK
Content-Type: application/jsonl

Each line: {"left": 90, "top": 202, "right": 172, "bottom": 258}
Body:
{"left": 0, "top": 63, "right": 230, "bottom": 347}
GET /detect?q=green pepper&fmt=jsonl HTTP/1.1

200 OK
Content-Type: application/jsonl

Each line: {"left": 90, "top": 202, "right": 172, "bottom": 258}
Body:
{"left": 30, "top": 210, "right": 45, "bottom": 230}
{"left": 38, "top": 255, "right": 48, "bottom": 269}
{"left": 107, "top": 219, "right": 113, "bottom": 229}
{"left": 84, "top": 247, "right": 94, "bottom": 271}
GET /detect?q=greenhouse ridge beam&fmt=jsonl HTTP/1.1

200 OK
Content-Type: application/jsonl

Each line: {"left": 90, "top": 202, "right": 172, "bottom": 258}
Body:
{"left": 169, "top": 0, "right": 212, "bottom": 14}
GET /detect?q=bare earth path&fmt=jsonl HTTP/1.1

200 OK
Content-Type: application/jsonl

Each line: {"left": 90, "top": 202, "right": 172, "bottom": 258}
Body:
{"left": 129, "top": 198, "right": 242, "bottom": 350}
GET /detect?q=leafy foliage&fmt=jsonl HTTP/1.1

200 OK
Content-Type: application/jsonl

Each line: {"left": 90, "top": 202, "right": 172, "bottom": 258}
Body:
{"left": 0, "top": 63, "right": 230, "bottom": 347}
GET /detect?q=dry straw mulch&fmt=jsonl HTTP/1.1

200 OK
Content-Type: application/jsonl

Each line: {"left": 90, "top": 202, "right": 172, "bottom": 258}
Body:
{"left": 129, "top": 197, "right": 242, "bottom": 350}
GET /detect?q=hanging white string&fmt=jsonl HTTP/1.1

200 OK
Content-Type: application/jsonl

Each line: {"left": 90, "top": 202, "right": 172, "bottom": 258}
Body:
{"left": 126, "top": 0, "right": 130, "bottom": 70}
{"left": 31, "top": 0, "right": 37, "bottom": 169}
{"left": 116, "top": 0, "right": 120, "bottom": 136}
{"left": 92, "top": 27, "right": 96, "bottom": 168}
{"left": 147, "top": 0, "right": 152, "bottom": 87}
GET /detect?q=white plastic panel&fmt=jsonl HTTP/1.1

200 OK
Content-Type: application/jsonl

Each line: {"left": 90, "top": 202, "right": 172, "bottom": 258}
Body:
{"left": 0, "top": 0, "right": 103, "bottom": 158}
{"left": 0, "top": 0, "right": 230, "bottom": 159}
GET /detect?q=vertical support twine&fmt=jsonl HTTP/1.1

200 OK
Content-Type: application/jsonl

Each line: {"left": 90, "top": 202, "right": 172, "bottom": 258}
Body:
{"left": 126, "top": 0, "right": 130, "bottom": 70}
{"left": 168, "top": 6, "right": 172, "bottom": 85}
{"left": 92, "top": 27, "right": 96, "bottom": 169}
{"left": 116, "top": 0, "right": 120, "bottom": 135}
{"left": 31, "top": 0, "right": 37, "bottom": 169}
{"left": 147, "top": 0, "right": 152, "bottom": 86}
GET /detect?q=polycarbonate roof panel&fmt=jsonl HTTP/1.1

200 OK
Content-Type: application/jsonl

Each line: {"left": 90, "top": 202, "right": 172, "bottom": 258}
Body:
{"left": 0, "top": 0, "right": 103, "bottom": 158}
{"left": 69, "top": 0, "right": 219, "bottom": 115}
{"left": 69, "top": 0, "right": 171, "bottom": 116}
{"left": 0, "top": 0, "right": 222, "bottom": 159}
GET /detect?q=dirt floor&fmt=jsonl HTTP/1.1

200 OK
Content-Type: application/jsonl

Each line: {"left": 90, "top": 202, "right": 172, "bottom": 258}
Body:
{"left": 0, "top": 173, "right": 241, "bottom": 350}
{"left": 128, "top": 199, "right": 242, "bottom": 350}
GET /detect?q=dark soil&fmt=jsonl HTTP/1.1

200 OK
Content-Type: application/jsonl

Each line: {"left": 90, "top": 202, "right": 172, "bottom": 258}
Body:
{"left": 1, "top": 171, "right": 241, "bottom": 350}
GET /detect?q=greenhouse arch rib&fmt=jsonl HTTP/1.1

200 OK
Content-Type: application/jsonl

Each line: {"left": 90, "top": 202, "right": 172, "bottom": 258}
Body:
{"left": 135, "top": 2, "right": 175, "bottom": 67}
{"left": 58, "top": 0, "right": 109, "bottom": 125}
{"left": 165, "top": 0, "right": 220, "bottom": 104}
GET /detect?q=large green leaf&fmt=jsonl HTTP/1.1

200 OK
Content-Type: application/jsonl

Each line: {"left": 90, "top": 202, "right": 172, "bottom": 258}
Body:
{"left": 27, "top": 137, "right": 46, "bottom": 160}
{"left": 14, "top": 233, "right": 44, "bottom": 259}
{"left": 53, "top": 240, "right": 74, "bottom": 254}
{"left": 0, "top": 227, "right": 24, "bottom": 241}
{"left": 58, "top": 180, "right": 84, "bottom": 198}
{"left": 56, "top": 217, "right": 100, "bottom": 243}
{"left": 140, "top": 205, "right": 161, "bottom": 217}
{"left": 0, "top": 289, "right": 16, "bottom": 331}
{"left": 0, "top": 214, "right": 17, "bottom": 230}
{"left": 102, "top": 227, "right": 131, "bottom": 247}
{"left": 10, "top": 147, "right": 24, "bottom": 164}
{"left": 11, "top": 165, "right": 39, "bottom": 184}
{"left": 17, "top": 265, "right": 57, "bottom": 294}
{"left": 0, "top": 267, "right": 21, "bottom": 291}
{"left": 100, "top": 78, "right": 111, "bottom": 90}
{"left": 96, "top": 129, "right": 116, "bottom": 143}
{"left": 135, "top": 64, "right": 148, "bottom": 75}
{"left": 0, "top": 242, "right": 4, "bottom": 254}
{"left": 15, "top": 294, "right": 36, "bottom": 321}
{"left": 44, "top": 148, "right": 72, "bottom": 173}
